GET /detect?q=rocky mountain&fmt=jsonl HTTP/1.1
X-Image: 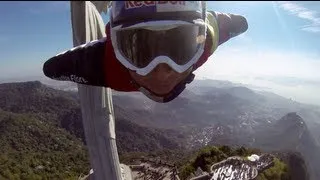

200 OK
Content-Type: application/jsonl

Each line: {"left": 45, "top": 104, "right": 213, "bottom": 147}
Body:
{"left": 253, "top": 112, "right": 320, "bottom": 180}
{"left": 110, "top": 79, "right": 320, "bottom": 180}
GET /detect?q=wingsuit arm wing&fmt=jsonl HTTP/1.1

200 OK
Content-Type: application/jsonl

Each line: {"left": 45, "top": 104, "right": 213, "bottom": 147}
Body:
{"left": 209, "top": 11, "right": 248, "bottom": 45}
{"left": 42, "top": 38, "right": 107, "bottom": 87}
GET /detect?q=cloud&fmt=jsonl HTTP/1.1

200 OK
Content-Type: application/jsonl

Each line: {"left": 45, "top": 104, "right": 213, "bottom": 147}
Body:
{"left": 255, "top": 76, "right": 320, "bottom": 88}
{"left": 301, "top": 26, "right": 320, "bottom": 33}
{"left": 277, "top": 1, "right": 320, "bottom": 33}
{"left": 194, "top": 47, "right": 320, "bottom": 105}
{"left": 201, "top": 48, "right": 320, "bottom": 80}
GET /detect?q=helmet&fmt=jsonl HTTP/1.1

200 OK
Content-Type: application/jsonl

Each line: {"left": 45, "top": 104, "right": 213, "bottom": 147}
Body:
{"left": 109, "top": 1, "right": 207, "bottom": 76}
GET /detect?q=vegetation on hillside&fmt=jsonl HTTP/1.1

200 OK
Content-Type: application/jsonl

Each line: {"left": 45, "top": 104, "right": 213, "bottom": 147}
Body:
{"left": 0, "top": 82, "right": 309, "bottom": 180}
{"left": 0, "top": 109, "right": 90, "bottom": 180}
{"left": 256, "top": 158, "right": 289, "bottom": 180}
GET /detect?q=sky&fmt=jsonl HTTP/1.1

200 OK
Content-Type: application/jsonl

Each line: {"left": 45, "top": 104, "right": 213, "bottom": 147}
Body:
{"left": 0, "top": 1, "right": 320, "bottom": 105}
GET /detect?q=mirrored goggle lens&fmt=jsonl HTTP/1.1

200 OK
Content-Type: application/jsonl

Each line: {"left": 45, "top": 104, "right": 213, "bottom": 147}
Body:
{"left": 116, "top": 25, "right": 206, "bottom": 68}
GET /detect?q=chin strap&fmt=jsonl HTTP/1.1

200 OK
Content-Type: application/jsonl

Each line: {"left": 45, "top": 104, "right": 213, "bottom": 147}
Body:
{"left": 131, "top": 73, "right": 195, "bottom": 103}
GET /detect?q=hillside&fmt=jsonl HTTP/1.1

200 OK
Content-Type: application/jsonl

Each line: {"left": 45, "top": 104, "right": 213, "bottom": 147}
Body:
{"left": 0, "top": 80, "right": 313, "bottom": 179}
{"left": 0, "top": 109, "right": 90, "bottom": 180}
{"left": 0, "top": 81, "right": 184, "bottom": 179}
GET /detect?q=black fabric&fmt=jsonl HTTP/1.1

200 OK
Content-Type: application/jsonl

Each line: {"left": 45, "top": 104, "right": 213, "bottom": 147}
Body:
{"left": 43, "top": 38, "right": 107, "bottom": 87}
{"left": 116, "top": 25, "right": 205, "bottom": 68}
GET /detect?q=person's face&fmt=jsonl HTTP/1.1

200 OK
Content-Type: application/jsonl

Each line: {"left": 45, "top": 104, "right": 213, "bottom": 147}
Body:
{"left": 129, "top": 63, "right": 193, "bottom": 96}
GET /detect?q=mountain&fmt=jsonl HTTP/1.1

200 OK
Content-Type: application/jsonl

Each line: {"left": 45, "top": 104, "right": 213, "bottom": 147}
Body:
{"left": 115, "top": 117, "right": 183, "bottom": 154}
{"left": 0, "top": 81, "right": 79, "bottom": 118}
{"left": 0, "top": 81, "right": 85, "bottom": 141}
{"left": 0, "top": 81, "right": 184, "bottom": 179}
{"left": 0, "top": 109, "right": 90, "bottom": 179}
{"left": 253, "top": 112, "right": 320, "bottom": 180}
{"left": 42, "top": 78, "right": 320, "bottom": 141}
{"left": 110, "top": 79, "right": 320, "bottom": 179}
{"left": 0, "top": 80, "right": 317, "bottom": 179}
{"left": 274, "top": 151, "right": 310, "bottom": 180}
{"left": 112, "top": 84, "right": 286, "bottom": 149}
{"left": 0, "top": 81, "right": 182, "bottom": 153}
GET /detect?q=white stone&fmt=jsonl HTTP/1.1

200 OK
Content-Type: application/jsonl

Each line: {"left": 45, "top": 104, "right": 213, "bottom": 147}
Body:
{"left": 247, "top": 154, "right": 260, "bottom": 162}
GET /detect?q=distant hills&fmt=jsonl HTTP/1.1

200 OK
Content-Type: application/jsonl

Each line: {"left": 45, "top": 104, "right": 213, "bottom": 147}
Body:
{"left": 0, "top": 80, "right": 318, "bottom": 179}
{"left": 111, "top": 79, "right": 320, "bottom": 180}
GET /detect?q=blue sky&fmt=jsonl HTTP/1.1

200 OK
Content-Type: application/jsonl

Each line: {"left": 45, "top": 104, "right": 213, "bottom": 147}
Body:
{"left": 0, "top": 1, "right": 320, "bottom": 105}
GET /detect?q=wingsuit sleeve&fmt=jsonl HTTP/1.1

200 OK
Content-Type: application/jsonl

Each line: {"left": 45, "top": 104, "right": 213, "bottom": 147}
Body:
{"left": 42, "top": 38, "right": 107, "bottom": 87}
{"left": 209, "top": 11, "right": 248, "bottom": 46}
{"left": 192, "top": 11, "right": 248, "bottom": 70}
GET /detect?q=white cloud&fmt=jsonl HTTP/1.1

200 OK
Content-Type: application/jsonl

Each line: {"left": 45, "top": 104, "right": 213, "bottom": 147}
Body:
{"left": 194, "top": 47, "right": 320, "bottom": 106}
{"left": 277, "top": 1, "right": 320, "bottom": 33}
{"left": 302, "top": 26, "right": 320, "bottom": 33}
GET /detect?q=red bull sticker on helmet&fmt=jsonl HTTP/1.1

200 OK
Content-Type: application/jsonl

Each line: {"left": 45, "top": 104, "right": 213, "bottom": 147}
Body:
{"left": 125, "top": 1, "right": 202, "bottom": 12}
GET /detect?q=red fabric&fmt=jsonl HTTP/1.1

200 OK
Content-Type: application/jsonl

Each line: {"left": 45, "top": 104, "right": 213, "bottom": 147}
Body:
{"left": 103, "top": 23, "right": 213, "bottom": 92}
{"left": 192, "top": 31, "right": 213, "bottom": 71}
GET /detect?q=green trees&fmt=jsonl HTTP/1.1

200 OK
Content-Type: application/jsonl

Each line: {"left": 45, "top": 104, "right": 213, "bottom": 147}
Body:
{"left": 0, "top": 109, "right": 90, "bottom": 179}
{"left": 256, "top": 158, "right": 290, "bottom": 180}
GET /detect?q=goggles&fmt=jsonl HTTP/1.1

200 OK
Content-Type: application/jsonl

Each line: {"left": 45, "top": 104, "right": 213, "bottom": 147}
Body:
{"left": 111, "top": 20, "right": 207, "bottom": 76}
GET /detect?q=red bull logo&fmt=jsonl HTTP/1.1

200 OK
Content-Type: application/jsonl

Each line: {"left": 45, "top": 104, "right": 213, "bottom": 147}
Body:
{"left": 125, "top": 1, "right": 186, "bottom": 9}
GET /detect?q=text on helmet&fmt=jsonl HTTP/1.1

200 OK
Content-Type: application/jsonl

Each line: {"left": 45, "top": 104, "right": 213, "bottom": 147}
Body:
{"left": 125, "top": 1, "right": 186, "bottom": 9}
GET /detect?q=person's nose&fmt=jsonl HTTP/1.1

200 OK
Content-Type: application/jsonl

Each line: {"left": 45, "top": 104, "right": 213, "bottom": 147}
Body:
{"left": 155, "top": 63, "right": 173, "bottom": 73}
{"left": 153, "top": 63, "right": 175, "bottom": 78}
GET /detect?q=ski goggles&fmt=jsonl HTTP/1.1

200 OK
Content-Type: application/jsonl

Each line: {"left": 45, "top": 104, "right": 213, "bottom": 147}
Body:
{"left": 110, "top": 20, "right": 207, "bottom": 76}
